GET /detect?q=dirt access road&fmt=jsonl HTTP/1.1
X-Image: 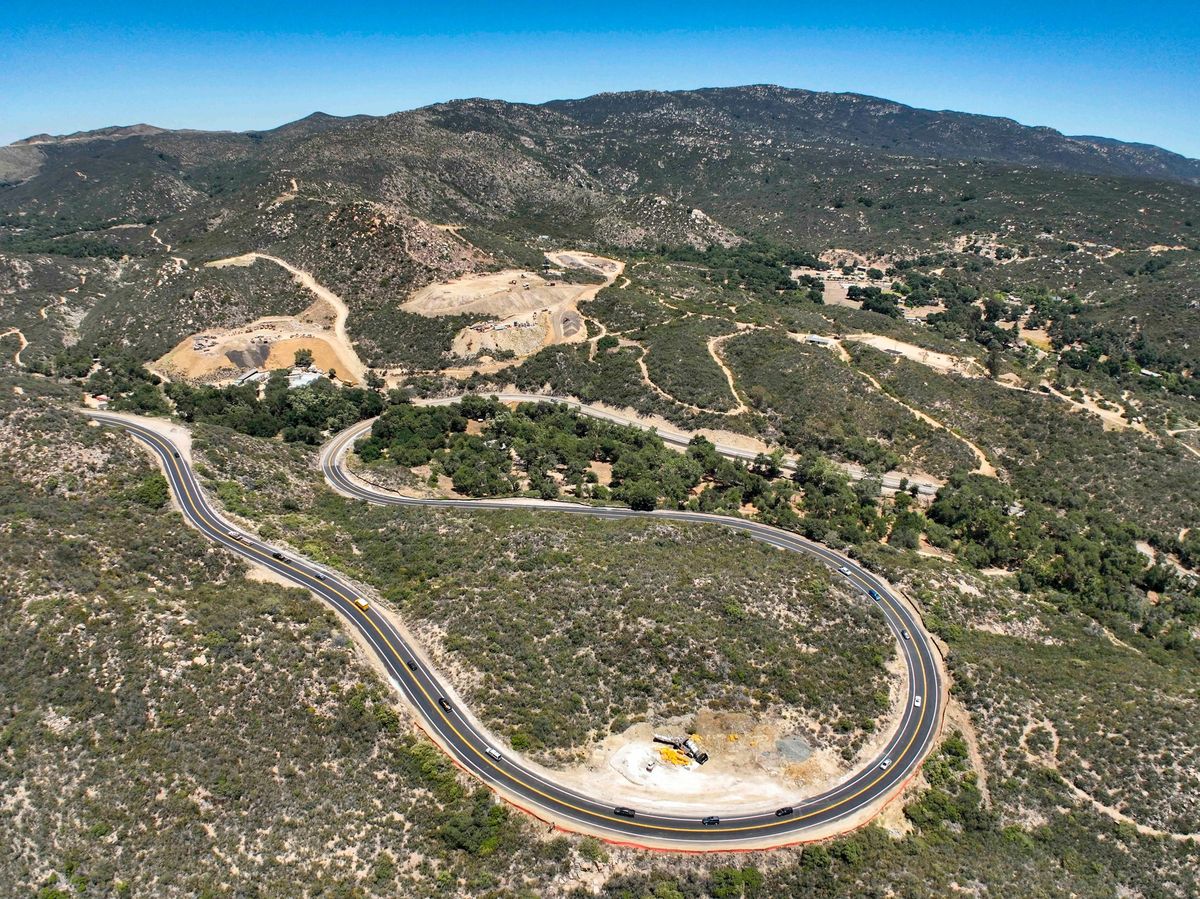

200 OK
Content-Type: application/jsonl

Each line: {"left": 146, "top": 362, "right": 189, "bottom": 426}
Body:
{"left": 153, "top": 253, "right": 367, "bottom": 385}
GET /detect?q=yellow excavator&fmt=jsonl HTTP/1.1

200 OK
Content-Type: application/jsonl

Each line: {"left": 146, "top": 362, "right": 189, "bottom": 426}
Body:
{"left": 652, "top": 733, "right": 709, "bottom": 765}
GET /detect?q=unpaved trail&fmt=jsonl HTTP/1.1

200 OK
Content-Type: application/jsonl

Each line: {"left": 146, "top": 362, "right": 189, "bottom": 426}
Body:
{"left": 623, "top": 326, "right": 753, "bottom": 416}
{"left": 39, "top": 295, "right": 67, "bottom": 320}
{"left": 799, "top": 335, "right": 998, "bottom": 478}
{"left": 860, "top": 365, "right": 997, "bottom": 478}
{"left": 631, "top": 343, "right": 716, "bottom": 414}
{"left": 706, "top": 330, "right": 751, "bottom": 414}
{"left": 586, "top": 317, "right": 609, "bottom": 362}
{"left": 1019, "top": 718, "right": 1200, "bottom": 842}
{"left": 1036, "top": 382, "right": 1148, "bottom": 434}
{"left": 149, "top": 227, "right": 172, "bottom": 254}
{"left": 270, "top": 178, "right": 300, "bottom": 206}
{"left": 1175, "top": 441, "right": 1200, "bottom": 461}
{"left": 844, "top": 333, "right": 987, "bottom": 378}
{"left": 205, "top": 252, "right": 366, "bottom": 381}
{"left": 1, "top": 328, "right": 29, "bottom": 366}
{"left": 837, "top": 329, "right": 1183, "bottom": 453}
{"left": 1167, "top": 428, "right": 1200, "bottom": 461}
{"left": 842, "top": 327, "right": 1148, "bottom": 436}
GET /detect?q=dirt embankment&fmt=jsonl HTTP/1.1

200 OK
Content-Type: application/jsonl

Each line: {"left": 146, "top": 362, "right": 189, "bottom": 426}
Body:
{"left": 844, "top": 334, "right": 986, "bottom": 378}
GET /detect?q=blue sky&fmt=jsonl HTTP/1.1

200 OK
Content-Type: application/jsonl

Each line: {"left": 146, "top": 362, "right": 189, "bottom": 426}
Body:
{"left": 4, "top": 2, "right": 1198, "bottom": 156}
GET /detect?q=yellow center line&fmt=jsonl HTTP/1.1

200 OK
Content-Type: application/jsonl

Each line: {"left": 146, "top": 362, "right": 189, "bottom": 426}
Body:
{"left": 116, "top": 416, "right": 934, "bottom": 839}
{"left": 321, "top": 420, "right": 936, "bottom": 835}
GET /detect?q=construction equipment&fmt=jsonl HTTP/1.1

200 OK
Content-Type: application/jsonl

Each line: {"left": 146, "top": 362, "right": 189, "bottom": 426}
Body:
{"left": 652, "top": 733, "right": 709, "bottom": 765}
{"left": 658, "top": 746, "right": 690, "bottom": 766}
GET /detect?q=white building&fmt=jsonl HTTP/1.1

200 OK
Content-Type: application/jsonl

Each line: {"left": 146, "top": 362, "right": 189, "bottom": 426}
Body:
{"left": 288, "top": 368, "right": 322, "bottom": 389}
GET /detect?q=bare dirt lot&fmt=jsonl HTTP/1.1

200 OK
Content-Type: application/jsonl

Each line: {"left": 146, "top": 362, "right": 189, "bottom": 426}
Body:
{"left": 155, "top": 318, "right": 362, "bottom": 385}
{"left": 844, "top": 334, "right": 986, "bottom": 378}
{"left": 547, "top": 649, "right": 910, "bottom": 819}
{"left": 152, "top": 253, "right": 366, "bottom": 385}
{"left": 403, "top": 251, "right": 622, "bottom": 364}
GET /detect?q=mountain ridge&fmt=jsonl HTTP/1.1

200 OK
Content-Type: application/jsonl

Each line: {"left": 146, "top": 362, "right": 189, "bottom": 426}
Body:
{"left": 9, "top": 84, "right": 1199, "bottom": 185}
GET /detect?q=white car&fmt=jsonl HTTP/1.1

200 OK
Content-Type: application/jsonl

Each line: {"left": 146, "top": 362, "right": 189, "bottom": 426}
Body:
{"left": 227, "top": 530, "right": 243, "bottom": 541}
{"left": 913, "top": 695, "right": 922, "bottom": 708}
{"left": 837, "top": 566, "right": 851, "bottom": 576}
{"left": 879, "top": 758, "right": 892, "bottom": 770}
{"left": 484, "top": 747, "right": 503, "bottom": 762}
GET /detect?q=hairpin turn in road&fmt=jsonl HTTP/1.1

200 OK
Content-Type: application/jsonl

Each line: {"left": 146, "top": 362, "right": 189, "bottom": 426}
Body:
{"left": 89, "top": 409, "right": 944, "bottom": 850}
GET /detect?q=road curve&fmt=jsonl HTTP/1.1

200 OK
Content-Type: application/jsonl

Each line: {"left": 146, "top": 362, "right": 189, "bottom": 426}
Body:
{"left": 89, "top": 410, "right": 944, "bottom": 850}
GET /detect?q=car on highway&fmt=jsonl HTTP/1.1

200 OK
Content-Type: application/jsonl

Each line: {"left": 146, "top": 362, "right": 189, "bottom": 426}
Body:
{"left": 914, "top": 695, "right": 922, "bottom": 707}
{"left": 868, "top": 588, "right": 882, "bottom": 601}
{"left": 437, "top": 697, "right": 452, "bottom": 712}
{"left": 901, "top": 629, "right": 910, "bottom": 640}
{"left": 172, "top": 451, "right": 180, "bottom": 459}
{"left": 227, "top": 530, "right": 242, "bottom": 541}
{"left": 405, "top": 658, "right": 418, "bottom": 670}
{"left": 484, "top": 747, "right": 503, "bottom": 762}
{"left": 271, "top": 551, "right": 285, "bottom": 561}
{"left": 614, "top": 806, "right": 636, "bottom": 819}
{"left": 702, "top": 816, "right": 721, "bottom": 826}
{"left": 775, "top": 806, "right": 794, "bottom": 817}
{"left": 837, "top": 565, "right": 851, "bottom": 576}
{"left": 879, "top": 758, "right": 892, "bottom": 770}
{"left": 353, "top": 598, "right": 370, "bottom": 611}
{"left": 314, "top": 572, "right": 326, "bottom": 581}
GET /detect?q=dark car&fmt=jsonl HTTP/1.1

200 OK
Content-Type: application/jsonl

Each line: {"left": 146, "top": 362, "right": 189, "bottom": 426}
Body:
{"left": 614, "top": 806, "right": 636, "bottom": 819}
{"left": 405, "top": 658, "right": 418, "bottom": 670}
{"left": 701, "top": 816, "right": 720, "bottom": 826}
{"left": 314, "top": 573, "right": 326, "bottom": 581}
{"left": 172, "top": 452, "right": 180, "bottom": 459}
{"left": 868, "top": 589, "right": 882, "bottom": 601}
{"left": 437, "top": 697, "right": 452, "bottom": 712}
{"left": 775, "top": 806, "right": 794, "bottom": 817}
{"left": 271, "top": 551, "right": 284, "bottom": 560}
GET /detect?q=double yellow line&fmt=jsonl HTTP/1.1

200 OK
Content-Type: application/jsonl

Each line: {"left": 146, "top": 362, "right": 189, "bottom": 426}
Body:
{"left": 318, "top": 419, "right": 935, "bottom": 837}
{"left": 105, "top": 415, "right": 933, "bottom": 842}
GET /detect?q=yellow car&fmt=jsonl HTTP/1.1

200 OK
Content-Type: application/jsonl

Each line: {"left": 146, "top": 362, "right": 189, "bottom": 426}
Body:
{"left": 353, "top": 598, "right": 370, "bottom": 612}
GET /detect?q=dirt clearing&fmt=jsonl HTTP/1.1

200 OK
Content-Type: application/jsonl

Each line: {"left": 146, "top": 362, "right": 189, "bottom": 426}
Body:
{"left": 152, "top": 252, "right": 366, "bottom": 385}
{"left": 845, "top": 334, "right": 986, "bottom": 378}
{"left": 545, "top": 648, "right": 911, "bottom": 821}
{"left": 403, "top": 251, "right": 623, "bottom": 366}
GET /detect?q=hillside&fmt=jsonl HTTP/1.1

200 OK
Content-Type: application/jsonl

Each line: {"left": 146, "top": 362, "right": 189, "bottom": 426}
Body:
{"left": 550, "top": 85, "right": 1200, "bottom": 184}
{"left": 1, "top": 85, "right": 1197, "bottom": 376}
{"left": 2, "top": 83, "right": 1199, "bottom": 895}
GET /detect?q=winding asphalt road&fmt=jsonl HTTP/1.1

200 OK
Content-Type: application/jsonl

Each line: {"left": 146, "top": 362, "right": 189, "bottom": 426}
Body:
{"left": 89, "top": 408, "right": 944, "bottom": 850}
